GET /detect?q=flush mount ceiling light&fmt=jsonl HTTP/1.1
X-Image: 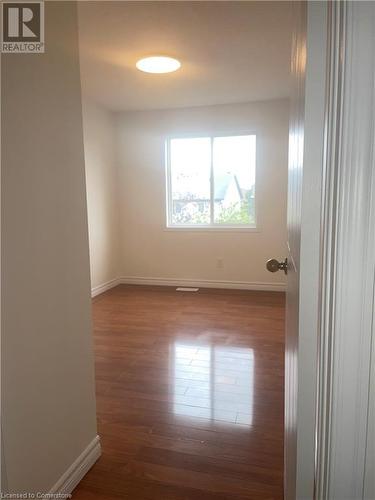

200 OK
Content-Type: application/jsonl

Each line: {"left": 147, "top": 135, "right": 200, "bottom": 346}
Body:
{"left": 136, "top": 56, "right": 181, "bottom": 74}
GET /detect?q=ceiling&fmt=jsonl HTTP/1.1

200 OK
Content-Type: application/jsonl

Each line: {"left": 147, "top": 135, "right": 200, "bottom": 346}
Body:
{"left": 78, "top": 1, "right": 293, "bottom": 112}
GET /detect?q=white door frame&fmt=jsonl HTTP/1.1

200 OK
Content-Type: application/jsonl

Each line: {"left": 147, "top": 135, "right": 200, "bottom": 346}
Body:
{"left": 294, "top": 2, "right": 327, "bottom": 498}
{"left": 313, "top": 1, "right": 375, "bottom": 498}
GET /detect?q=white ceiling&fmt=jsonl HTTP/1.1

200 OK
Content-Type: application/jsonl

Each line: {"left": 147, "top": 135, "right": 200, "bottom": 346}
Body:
{"left": 78, "top": 1, "right": 293, "bottom": 112}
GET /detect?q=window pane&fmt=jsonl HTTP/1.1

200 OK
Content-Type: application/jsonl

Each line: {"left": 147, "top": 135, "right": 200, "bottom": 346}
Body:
{"left": 213, "top": 135, "right": 256, "bottom": 225}
{"left": 170, "top": 138, "right": 211, "bottom": 225}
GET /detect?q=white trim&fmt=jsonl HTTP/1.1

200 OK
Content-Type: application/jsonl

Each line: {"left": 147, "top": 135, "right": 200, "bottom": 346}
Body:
{"left": 163, "top": 226, "right": 260, "bottom": 233}
{"left": 92, "top": 276, "right": 286, "bottom": 295}
{"left": 119, "top": 276, "right": 285, "bottom": 292}
{"left": 315, "top": 2, "right": 345, "bottom": 495}
{"left": 49, "top": 435, "right": 101, "bottom": 495}
{"left": 91, "top": 278, "right": 121, "bottom": 297}
{"left": 294, "top": 3, "right": 328, "bottom": 498}
{"left": 164, "top": 129, "right": 258, "bottom": 140}
{"left": 315, "top": 2, "right": 375, "bottom": 498}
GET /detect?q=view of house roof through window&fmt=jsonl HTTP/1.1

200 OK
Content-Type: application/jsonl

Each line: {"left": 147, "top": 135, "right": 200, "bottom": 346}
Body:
{"left": 166, "top": 134, "right": 256, "bottom": 228}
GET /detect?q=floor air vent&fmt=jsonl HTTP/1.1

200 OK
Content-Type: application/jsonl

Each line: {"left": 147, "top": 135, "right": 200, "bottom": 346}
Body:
{"left": 176, "top": 287, "right": 199, "bottom": 292}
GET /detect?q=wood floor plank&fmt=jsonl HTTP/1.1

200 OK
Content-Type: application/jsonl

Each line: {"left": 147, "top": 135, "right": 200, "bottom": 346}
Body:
{"left": 72, "top": 285, "right": 285, "bottom": 499}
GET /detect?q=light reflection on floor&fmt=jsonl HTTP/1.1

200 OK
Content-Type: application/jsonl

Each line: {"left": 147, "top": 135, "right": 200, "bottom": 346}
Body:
{"left": 172, "top": 343, "right": 254, "bottom": 426}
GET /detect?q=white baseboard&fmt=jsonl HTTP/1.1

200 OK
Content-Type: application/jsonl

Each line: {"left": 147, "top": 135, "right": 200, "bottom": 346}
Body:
{"left": 92, "top": 276, "right": 286, "bottom": 295}
{"left": 120, "top": 276, "right": 286, "bottom": 292}
{"left": 91, "top": 278, "right": 121, "bottom": 297}
{"left": 49, "top": 435, "right": 101, "bottom": 495}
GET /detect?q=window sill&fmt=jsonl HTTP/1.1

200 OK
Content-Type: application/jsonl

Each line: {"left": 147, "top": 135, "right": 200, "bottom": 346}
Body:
{"left": 164, "top": 226, "right": 260, "bottom": 233}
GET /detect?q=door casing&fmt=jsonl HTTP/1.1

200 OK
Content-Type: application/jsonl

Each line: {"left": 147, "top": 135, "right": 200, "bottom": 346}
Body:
{"left": 315, "top": 2, "right": 375, "bottom": 498}
{"left": 289, "top": 2, "right": 375, "bottom": 499}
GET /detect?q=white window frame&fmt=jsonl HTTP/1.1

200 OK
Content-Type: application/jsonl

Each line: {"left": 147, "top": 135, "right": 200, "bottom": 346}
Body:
{"left": 165, "top": 132, "right": 258, "bottom": 231}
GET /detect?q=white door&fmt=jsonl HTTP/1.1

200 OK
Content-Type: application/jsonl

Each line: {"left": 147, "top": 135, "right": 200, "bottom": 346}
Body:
{"left": 266, "top": 3, "right": 308, "bottom": 498}
{"left": 284, "top": 3, "right": 306, "bottom": 499}
{"left": 267, "top": 4, "right": 334, "bottom": 497}
{"left": 268, "top": 3, "right": 375, "bottom": 498}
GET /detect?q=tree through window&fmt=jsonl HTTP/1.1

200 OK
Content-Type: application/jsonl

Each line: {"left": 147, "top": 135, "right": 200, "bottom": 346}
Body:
{"left": 166, "top": 134, "right": 256, "bottom": 228}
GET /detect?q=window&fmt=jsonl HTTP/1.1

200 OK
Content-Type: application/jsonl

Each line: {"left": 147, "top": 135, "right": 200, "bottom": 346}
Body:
{"left": 166, "top": 134, "right": 256, "bottom": 228}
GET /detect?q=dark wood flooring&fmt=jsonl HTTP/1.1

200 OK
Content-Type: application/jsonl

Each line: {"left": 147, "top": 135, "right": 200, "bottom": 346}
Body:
{"left": 73, "top": 285, "right": 285, "bottom": 500}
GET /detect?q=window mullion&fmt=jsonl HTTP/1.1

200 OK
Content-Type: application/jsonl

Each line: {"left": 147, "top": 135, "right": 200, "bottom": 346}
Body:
{"left": 210, "top": 136, "right": 214, "bottom": 225}
{"left": 167, "top": 139, "right": 173, "bottom": 226}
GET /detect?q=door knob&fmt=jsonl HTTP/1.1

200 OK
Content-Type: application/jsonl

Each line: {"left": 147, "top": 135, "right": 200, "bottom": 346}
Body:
{"left": 266, "top": 258, "right": 288, "bottom": 275}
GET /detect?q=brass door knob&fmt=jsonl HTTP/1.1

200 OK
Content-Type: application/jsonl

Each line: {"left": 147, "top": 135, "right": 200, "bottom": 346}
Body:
{"left": 266, "top": 258, "right": 288, "bottom": 275}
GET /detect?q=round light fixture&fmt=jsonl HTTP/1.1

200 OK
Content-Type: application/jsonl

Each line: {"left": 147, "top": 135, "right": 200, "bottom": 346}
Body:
{"left": 136, "top": 56, "right": 181, "bottom": 74}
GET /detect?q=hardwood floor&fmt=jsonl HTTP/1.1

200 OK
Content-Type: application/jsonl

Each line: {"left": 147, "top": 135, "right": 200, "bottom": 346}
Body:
{"left": 73, "top": 285, "right": 285, "bottom": 500}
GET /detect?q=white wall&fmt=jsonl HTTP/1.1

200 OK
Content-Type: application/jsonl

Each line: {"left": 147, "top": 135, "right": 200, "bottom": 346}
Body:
{"left": 2, "top": 2, "right": 98, "bottom": 493}
{"left": 115, "top": 99, "right": 289, "bottom": 289}
{"left": 82, "top": 99, "right": 120, "bottom": 293}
